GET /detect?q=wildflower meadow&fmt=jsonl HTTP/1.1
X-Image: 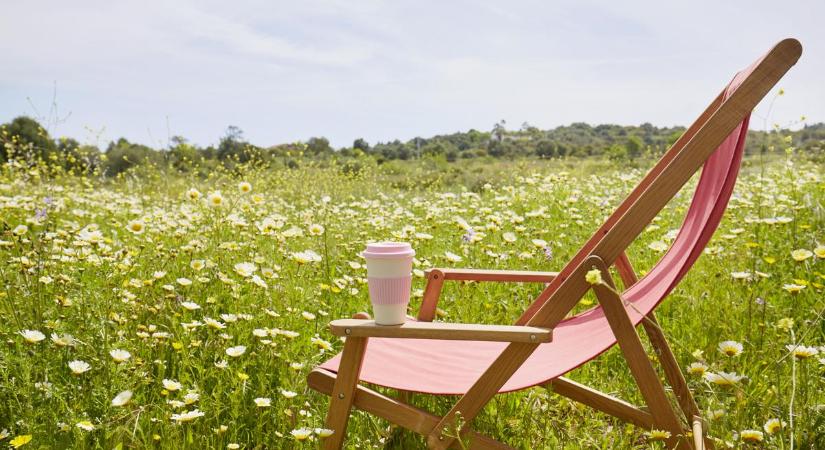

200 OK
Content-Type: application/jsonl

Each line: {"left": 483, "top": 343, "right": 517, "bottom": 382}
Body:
{"left": 1, "top": 146, "right": 823, "bottom": 449}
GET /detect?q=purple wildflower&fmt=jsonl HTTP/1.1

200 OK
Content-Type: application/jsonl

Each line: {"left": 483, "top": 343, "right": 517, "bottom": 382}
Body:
{"left": 462, "top": 228, "right": 475, "bottom": 243}
{"left": 34, "top": 197, "right": 53, "bottom": 221}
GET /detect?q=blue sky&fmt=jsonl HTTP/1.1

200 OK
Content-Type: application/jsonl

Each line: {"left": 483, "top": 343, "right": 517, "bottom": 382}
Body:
{"left": 1, "top": 1, "right": 822, "bottom": 149}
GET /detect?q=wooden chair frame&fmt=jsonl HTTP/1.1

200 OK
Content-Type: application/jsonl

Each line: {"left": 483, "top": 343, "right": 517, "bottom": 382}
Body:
{"left": 307, "top": 39, "right": 802, "bottom": 449}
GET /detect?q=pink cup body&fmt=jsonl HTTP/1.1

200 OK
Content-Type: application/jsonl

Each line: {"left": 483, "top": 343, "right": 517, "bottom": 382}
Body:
{"left": 367, "top": 275, "right": 412, "bottom": 305}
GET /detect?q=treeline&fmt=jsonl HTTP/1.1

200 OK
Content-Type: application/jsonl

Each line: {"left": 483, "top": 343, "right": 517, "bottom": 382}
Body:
{"left": 365, "top": 121, "right": 825, "bottom": 161}
{"left": 2, "top": 116, "right": 823, "bottom": 177}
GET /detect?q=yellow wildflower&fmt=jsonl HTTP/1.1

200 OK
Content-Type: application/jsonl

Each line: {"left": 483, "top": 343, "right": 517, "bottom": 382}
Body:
{"left": 10, "top": 435, "right": 33, "bottom": 448}
{"left": 585, "top": 268, "right": 603, "bottom": 285}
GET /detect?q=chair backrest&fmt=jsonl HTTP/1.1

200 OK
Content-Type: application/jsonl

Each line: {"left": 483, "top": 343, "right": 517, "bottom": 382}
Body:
{"left": 623, "top": 61, "right": 754, "bottom": 313}
{"left": 515, "top": 92, "right": 724, "bottom": 324}
{"left": 516, "top": 39, "right": 802, "bottom": 327}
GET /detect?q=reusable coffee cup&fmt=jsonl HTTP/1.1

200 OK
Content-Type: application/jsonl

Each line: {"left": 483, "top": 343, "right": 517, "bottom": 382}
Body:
{"left": 362, "top": 242, "right": 415, "bottom": 325}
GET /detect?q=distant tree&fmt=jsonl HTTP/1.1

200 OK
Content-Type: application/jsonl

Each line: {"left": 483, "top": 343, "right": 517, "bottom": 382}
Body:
{"left": 421, "top": 140, "right": 458, "bottom": 160}
{"left": 224, "top": 126, "right": 243, "bottom": 142}
{"left": 487, "top": 137, "right": 519, "bottom": 158}
{"left": 460, "top": 148, "right": 487, "bottom": 158}
{"left": 521, "top": 122, "right": 542, "bottom": 139}
{"left": 372, "top": 140, "right": 405, "bottom": 161}
{"left": 306, "top": 137, "right": 333, "bottom": 155}
{"left": 56, "top": 137, "right": 80, "bottom": 154}
{"left": 606, "top": 143, "right": 628, "bottom": 160}
{"left": 487, "top": 139, "right": 503, "bottom": 157}
{"left": 555, "top": 142, "right": 569, "bottom": 157}
{"left": 421, "top": 141, "right": 443, "bottom": 157}
{"left": 535, "top": 139, "right": 557, "bottom": 158}
{"left": 396, "top": 145, "right": 412, "bottom": 160}
{"left": 218, "top": 126, "right": 255, "bottom": 162}
{"left": 168, "top": 136, "right": 203, "bottom": 171}
{"left": 269, "top": 142, "right": 304, "bottom": 158}
{"left": 353, "top": 138, "right": 370, "bottom": 151}
{"left": 0, "top": 116, "right": 57, "bottom": 161}
{"left": 170, "top": 135, "right": 188, "bottom": 148}
{"left": 445, "top": 147, "right": 458, "bottom": 162}
{"left": 201, "top": 145, "right": 218, "bottom": 160}
{"left": 104, "top": 138, "right": 162, "bottom": 175}
{"left": 624, "top": 135, "right": 643, "bottom": 159}
{"left": 491, "top": 120, "right": 507, "bottom": 143}
{"left": 465, "top": 129, "right": 489, "bottom": 148}
{"left": 411, "top": 137, "right": 422, "bottom": 158}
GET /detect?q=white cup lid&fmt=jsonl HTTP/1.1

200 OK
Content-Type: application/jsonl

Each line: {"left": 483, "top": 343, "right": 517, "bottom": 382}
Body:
{"left": 362, "top": 242, "right": 415, "bottom": 259}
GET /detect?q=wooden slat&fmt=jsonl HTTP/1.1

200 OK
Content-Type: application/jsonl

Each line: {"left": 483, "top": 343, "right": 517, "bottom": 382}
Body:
{"left": 417, "top": 268, "right": 558, "bottom": 322}
{"left": 308, "top": 369, "right": 514, "bottom": 450}
{"left": 329, "top": 319, "right": 552, "bottom": 343}
{"left": 323, "top": 337, "right": 367, "bottom": 450}
{"left": 547, "top": 377, "right": 654, "bottom": 429}
{"left": 436, "top": 268, "right": 559, "bottom": 282}
{"left": 418, "top": 269, "right": 446, "bottom": 322}
{"left": 614, "top": 251, "right": 639, "bottom": 288}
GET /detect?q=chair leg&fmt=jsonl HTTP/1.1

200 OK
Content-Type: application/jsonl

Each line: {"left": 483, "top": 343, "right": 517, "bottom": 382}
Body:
{"left": 591, "top": 269, "right": 689, "bottom": 449}
{"left": 614, "top": 254, "right": 708, "bottom": 449}
{"left": 642, "top": 314, "right": 702, "bottom": 424}
{"left": 692, "top": 415, "right": 717, "bottom": 449}
{"left": 323, "top": 337, "right": 368, "bottom": 450}
{"left": 644, "top": 315, "right": 716, "bottom": 449}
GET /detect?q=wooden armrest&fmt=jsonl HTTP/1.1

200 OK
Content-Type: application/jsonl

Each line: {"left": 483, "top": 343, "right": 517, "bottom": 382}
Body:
{"left": 329, "top": 319, "right": 552, "bottom": 343}
{"left": 427, "top": 268, "right": 559, "bottom": 282}
{"left": 417, "top": 268, "right": 558, "bottom": 322}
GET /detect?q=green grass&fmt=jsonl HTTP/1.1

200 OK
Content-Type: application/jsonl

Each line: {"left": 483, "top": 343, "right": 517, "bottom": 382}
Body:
{"left": 0, "top": 153, "right": 823, "bottom": 449}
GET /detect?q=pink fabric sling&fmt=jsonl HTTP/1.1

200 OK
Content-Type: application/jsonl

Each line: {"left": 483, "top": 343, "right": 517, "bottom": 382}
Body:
{"left": 320, "top": 61, "right": 756, "bottom": 395}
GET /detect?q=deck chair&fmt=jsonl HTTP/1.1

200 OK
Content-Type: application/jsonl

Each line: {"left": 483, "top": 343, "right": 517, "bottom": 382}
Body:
{"left": 308, "top": 39, "right": 802, "bottom": 449}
